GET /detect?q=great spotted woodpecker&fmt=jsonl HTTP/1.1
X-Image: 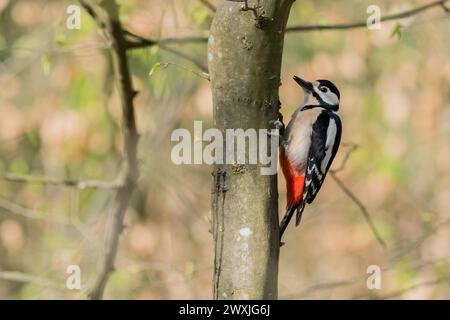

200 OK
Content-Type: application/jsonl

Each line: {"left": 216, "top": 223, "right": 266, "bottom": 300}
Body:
{"left": 277, "top": 76, "right": 342, "bottom": 240}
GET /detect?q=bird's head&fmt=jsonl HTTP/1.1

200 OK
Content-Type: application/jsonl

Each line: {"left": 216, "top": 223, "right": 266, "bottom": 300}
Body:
{"left": 293, "top": 76, "right": 340, "bottom": 111}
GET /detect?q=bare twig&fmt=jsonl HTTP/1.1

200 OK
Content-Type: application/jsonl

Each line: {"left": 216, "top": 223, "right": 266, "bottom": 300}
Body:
{"left": 79, "top": 0, "right": 104, "bottom": 27}
{"left": 332, "top": 143, "right": 358, "bottom": 173}
{"left": 124, "top": 33, "right": 208, "bottom": 49}
{"left": 328, "top": 144, "right": 386, "bottom": 248}
{"left": 0, "top": 271, "right": 63, "bottom": 290}
{"left": 360, "top": 277, "right": 449, "bottom": 299}
{"left": 123, "top": 31, "right": 208, "bottom": 71}
{"left": 330, "top": 144, "right": 449, "bottom": 254}
{"left": 283, "top": 256, "right": 450, "bottom": 299}
{"left": 0, "top": 196, "right": 86, "bottom": 230}
{"left": 0, "top": 197, "right": 44, "bottom": 220}
{"left": 391, "top": 218, "right": 450, "bottom": 261}
{"left": 198, "top": 0, "right": 217, "bottom": 13}
{"left": 441, "top": 1, "right": 450, "bottom": 13}
{"left": 0, "top": 173, "right": 120, "bottom": 189}
{"left": 88, "top": 0, "right": 139, "bottom": 300}
{"left": 286, "top": 0, "right": 450, "bottom": 32}
{"left": 157, "top": 45, "right": 208, "bottom": 72}
{"left": 330, "top": 172, "right": 387, "bottom": 248}
{"left": 293, "top": 280, "right": 356, "bottom": 298}
{"left": 150, "top": 62, "right": 210, "bottom": 81}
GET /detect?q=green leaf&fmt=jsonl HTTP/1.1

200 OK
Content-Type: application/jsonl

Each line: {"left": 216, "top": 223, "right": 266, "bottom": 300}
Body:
{"left": 40, "top": 53, "right": 51, "bottom": 76}
{"left": 56, "top": 38, "right": 68, "bottom": 48}
{"left": 390, "top": 22, "right": 403, "bottom": 39}
{"left": 148, "top": 62, "right": 162, "bottom": 77}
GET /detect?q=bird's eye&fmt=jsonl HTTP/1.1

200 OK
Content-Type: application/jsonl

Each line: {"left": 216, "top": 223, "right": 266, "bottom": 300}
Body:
{"left": 320, "top": 87, "right": 328, "bottom": 93}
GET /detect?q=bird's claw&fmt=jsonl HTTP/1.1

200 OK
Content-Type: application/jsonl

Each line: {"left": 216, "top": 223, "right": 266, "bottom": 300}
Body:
{"left": 269, "top": 119, "right": 284, "bottom": 131}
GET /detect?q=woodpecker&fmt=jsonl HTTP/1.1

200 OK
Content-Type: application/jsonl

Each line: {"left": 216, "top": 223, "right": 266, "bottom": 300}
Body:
{"left": 278, "top": 76, "right": 342, "bottom": 240}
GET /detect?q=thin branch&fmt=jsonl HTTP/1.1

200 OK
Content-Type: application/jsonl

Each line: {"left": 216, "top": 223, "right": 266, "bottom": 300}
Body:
{"left": 332, "top": 143, "right": 358, "bottom": 173}
{"left": 331, "top": 145, "right": 450, "bottom": 258}
{"left": 361, "top": 277, "right": 449, "bottom": 299}
{"left": 0, "top": 197, "right": 78, "bottom": 228}
{"left": 150, "top": 62, "right": 210, "bottom": 81}
{"left": 441, "top": 1, "right": 450, "bottom": 13}
{"left": 391, "top": 218, "right": 450, "bottom": 261}
{"left": 124, "top": 31, "right": 207, "bottom": 49}
{"left": 0, "top": 197, "right": 44, "bottom": 220}
{"left": 294, "top": 280, "right": 356, "bottom": 298}
{"left": 157, "top": 45, "right": 208, "bottom": 72}
{"left": 124, "top": 31, "right": 208, "bottom": 71}
{"left": 0, "top": 271, "right": 63, "bottom": 290}
{"left": 88, "top": 0, "right": 139, "bottom": 300}
{"left": 328, "top": 144, "right": 386, "bottom": 248}
{"left": 198, "top": 0, "right": 217, "bottom": 13}
{"left": 79, "top": 0, "right": 106, "bottom": 29}
{"left": 283, "top": 256, "right": 450, "bottom": 299}
{"left": 330, "top": 172, "right": 387, "bottom": 248}
{"left": 0, "top": 173, "right": 120, "bottom": 189}
{"left": 286, "top": 0, "right": 450, "bottom": 32}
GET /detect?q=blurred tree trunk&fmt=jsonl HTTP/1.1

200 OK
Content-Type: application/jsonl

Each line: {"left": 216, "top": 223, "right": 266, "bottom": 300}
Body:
{"left": 208, "top": 0, "right": 293, "bottom": 300}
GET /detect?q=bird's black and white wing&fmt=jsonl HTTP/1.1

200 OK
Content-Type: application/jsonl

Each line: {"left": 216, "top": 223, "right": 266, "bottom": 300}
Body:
{"left": 296, "top": 110, "right": 342, "bottom": 224}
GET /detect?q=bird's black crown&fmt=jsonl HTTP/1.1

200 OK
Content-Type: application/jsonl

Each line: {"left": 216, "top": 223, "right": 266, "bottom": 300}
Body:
{"left": 317, "top": 80, "right": 340, "bottom": 100}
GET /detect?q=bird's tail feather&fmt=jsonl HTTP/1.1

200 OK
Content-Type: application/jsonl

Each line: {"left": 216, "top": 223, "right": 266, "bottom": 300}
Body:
{"left": 279, "top": 205, "right": 297, "bottom": 240}
{"left": 280, "top": 199, "right": 307, "bottom": 242}
{"left": 295, "top": 201, "right": 306, "bottom": 226}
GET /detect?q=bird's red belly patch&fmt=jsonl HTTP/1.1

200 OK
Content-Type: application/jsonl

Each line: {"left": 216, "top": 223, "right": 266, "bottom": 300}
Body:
{"left": 280, "top": 151, "right": 305, "bottom": 208}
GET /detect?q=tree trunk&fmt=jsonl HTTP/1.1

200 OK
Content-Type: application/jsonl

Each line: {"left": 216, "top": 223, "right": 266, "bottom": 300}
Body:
{"left": 208, "top": 0, "right": 293, "bottom": 300}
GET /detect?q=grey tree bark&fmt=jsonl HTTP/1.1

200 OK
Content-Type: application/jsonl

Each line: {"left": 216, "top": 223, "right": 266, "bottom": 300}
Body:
{"left": 208, "top": 0, "right": 293, "bottom": 300}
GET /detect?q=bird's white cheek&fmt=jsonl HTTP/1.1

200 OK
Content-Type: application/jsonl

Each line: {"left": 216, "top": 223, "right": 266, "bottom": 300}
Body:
{"left": 323, "top": 93, "right": 339, "bottom": 106}
{"left": 313, "top": 87, "right": 339, "bottom": 106}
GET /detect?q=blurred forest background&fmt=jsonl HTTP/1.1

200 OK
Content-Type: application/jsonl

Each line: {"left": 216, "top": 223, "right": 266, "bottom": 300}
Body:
{"left": 0, "top": 0, "right": 449, "bottom": 299}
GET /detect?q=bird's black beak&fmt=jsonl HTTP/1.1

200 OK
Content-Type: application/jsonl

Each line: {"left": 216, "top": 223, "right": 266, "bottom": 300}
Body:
{"left": 293, "top": 75, "right": 313, "bottom": 93}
